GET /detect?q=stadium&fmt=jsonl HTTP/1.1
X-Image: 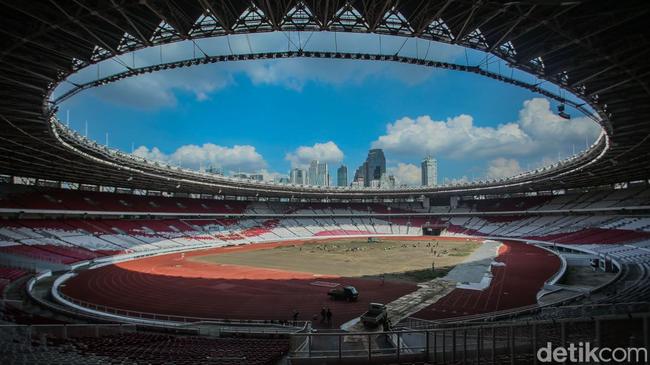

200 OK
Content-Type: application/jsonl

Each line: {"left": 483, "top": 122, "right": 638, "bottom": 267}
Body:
{"left": 0, "top": 1, "right": 649, "bottom": 364}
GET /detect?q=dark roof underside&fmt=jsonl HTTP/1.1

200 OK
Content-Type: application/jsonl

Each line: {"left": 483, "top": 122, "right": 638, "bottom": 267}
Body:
{"left": 0, "top": 0, "right": 648, "bottom": 199}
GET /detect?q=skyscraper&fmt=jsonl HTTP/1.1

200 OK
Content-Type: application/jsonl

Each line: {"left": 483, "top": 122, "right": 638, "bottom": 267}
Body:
{"left": 317, "top": 162, "right": 329, "bottom": 186}
{"left": 421, "top": 155, "right": 438, "bottom": 186}
{"left": 364, "top": 149, "right": 386, "bottom": 187}
{"left": 353, "top": 162, "right": 366, "bottom": 185}
{"left": 289, "top": 168, "right": 306, "bottom": 185}
{"left": 307, "top": 160, "right": 319, "bottom": 186}
{"left": 337, "top": 165, "right": 348, "bottom": 187}
{"left": 304, "top": 160, "right": 330, "bottom": 186}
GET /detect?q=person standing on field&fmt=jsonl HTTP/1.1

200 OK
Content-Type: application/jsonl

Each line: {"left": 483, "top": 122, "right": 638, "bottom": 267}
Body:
{"left": 326, "top": 308, "right": 332, "bottom": 326}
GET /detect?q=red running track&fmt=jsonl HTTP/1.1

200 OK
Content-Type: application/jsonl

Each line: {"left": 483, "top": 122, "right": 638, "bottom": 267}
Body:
{"left": 412, "top": 241, "right": 560, "bottom": 320}
{"left": 61, "top": 239, "right": 426, "bottom": 328}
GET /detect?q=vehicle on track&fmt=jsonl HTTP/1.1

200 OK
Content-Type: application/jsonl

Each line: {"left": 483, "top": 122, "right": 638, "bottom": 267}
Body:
{"left": 361, "top": 303, "right": 387, "bottom": 327}
{"left": 327, "top": 286, "right": 359, "bottom": 301}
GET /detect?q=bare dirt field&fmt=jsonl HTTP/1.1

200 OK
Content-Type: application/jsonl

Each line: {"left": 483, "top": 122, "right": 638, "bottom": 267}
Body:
{"left": 191, "top": 237, "right": 481, "bottom": 282}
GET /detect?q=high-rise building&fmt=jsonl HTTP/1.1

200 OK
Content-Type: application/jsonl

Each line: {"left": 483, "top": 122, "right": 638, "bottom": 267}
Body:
{"left": 353, "top": 163, "right": 366, "bottom": 184}
{"left": 363, "top": 149, "right": 386, "bottom": 187}
{"left": 307, "top": 160, "right": 319, "bottom": 185}
{"left": 249, "top": 174, "right": 263, "bottom": 181}
{"left": 352, "top": 149, "right": 388, "bottom": 187}
{"left": 290, "top": 168, "right": 306, "bottom": 185}
{"left": 421, "top": 155, "right": 438, "bottom": 186}
{"left": 337, "top": 165, "right": 348, "bottom": 187}
{"left": 304, "top": 160, "right": 329, "bottom": 186}
{"left": 380, "top": 173, "right": 397, "bottom": 189}
{"left": 317, "top": 162, "right": 329, "bottom": 186}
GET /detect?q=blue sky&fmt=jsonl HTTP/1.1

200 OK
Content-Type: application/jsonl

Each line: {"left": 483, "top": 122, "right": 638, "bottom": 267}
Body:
{"left": 56, "top": 33, "right": 601, "bottom": 186}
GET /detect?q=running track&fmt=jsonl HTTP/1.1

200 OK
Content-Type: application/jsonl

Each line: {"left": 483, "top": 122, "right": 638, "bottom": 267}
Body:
{"left": 61, "top": 238, "right": 425, "bottom": 328}
{"left": 61, "top": 237, "right": 558, "bottom": 326}
{"left": 412, "top": 240, "right": 561, "bottom": 320}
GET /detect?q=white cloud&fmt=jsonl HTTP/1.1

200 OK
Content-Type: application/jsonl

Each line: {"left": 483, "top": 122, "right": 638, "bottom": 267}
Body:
{"left": 87, "top": 57, "right": 440, "bottom": 108}
{"left": 241, "top": 58, "right": 437, "bottom": 91}
{"left": 517, "top": 98, "right": 598, "bottom": 143}
{"left": 372, "top": 98, "right": 601, "bottom": 163}
{"left": 67, "top": 30, "right": 460, "bottom": 109}
{"left": 388, "top": 163, "right": 421, "bottom": 186}
{"left": 92, "top": 77, "right": 176, "bottom": 109}
{"left": 133, "top": 143, "right": 266, "bottom": 172}
{"left": 285, "top": 141, "right": 344, "bottom": 168}
{"left": 373, "top": 114, "right": 533, "bottom": 160}
{"left": 486, "top": 158, "right": 523, "bottom": 179}
{"left": 132, "top": 146, "right": 167, "bottom": 162}
{"left": 91, "top": 66, "right": 233, "bottom": 109}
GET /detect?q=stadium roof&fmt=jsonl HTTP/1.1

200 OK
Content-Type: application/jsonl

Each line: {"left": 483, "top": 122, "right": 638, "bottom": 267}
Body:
{"left": 0, "top": 0, "right": 648, "bottom": 199}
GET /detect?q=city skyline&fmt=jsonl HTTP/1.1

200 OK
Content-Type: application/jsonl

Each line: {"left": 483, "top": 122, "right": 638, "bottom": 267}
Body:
{"left": 241, "top": 148, "right": 438, "bottom": 188}
{"left": 159, "top": 147, "right": 482, "bottom": 189}
{"left": 288, "top": 160, "right": 330, "bottom": 186}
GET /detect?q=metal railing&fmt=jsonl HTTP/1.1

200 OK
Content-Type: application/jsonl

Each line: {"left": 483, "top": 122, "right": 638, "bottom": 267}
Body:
{"left": 57, "top": 290, "right": 310, "bottom": 332}
{"left": 289, "top": 313, "right": 650, "bottom": 364}
{"left": 399, "top": 302, "right": 650, "bottom": 331}
{"left": 0, "top": 323, "right": 137, "bottom": 340}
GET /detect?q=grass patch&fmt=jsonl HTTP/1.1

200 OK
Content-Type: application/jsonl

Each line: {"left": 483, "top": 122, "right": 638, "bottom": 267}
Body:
{"left": 192, "top": 238, "right": 480, "bottom": 282}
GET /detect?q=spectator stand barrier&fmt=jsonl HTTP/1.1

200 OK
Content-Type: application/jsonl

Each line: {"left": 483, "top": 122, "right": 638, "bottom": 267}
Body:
{"left": 289, "top": 313, "right": 650, "bottom": 364}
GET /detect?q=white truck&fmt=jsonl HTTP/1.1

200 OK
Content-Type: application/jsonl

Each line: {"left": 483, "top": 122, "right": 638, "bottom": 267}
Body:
{"left": 360, "top": 303, "right": 387, "bottom": 327}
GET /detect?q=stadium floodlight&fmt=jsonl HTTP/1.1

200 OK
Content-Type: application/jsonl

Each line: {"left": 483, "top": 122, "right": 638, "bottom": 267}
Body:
{"left": 558, "top": 104, "right": 571, "bottom": 119}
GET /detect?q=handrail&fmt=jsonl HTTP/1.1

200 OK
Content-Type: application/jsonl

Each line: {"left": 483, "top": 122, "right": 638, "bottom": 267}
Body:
{"left": 299, "top": 311, "right": 650, "bottom": 338}
{"left": 0, "top": 323, "right": 136, "bottom": 329}
{"left": 58, "top": 290, "right": 308, "bottom": 329}
{"left": 400, "top": 301, "right": 650, "bottom": 330}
